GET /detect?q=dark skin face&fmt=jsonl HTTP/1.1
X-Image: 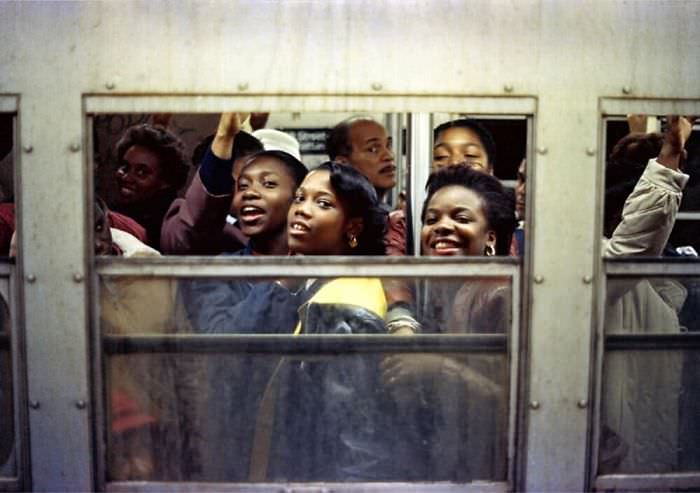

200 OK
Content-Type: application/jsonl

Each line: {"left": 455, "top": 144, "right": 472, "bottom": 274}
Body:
{"left": 287, "top": 169, "right": 361, "bottom": 256}
{"left": 233, "top": 156, "right": 297, "bottom": 255}
{"left": 337, "top": 120, "right": 396, "bottom": 192}
{"left": 421, "top": 185, "right": 496, "bottom": 257}
{"left": 115, "top": 145, "right": 170, "bottom": 205}
{"left": 229, "top": 153, "right": 256, "bottom": 216}
{"left": 433, "top": 127, "right": 492, "bottom": 174}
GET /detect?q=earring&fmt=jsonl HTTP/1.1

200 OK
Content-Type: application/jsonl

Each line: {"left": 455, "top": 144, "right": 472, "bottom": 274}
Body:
{"left": 485, "top": 244, "right": 495, "bottom": 256}
{"left": 348, "top": 234, "right": 358, "bottom": 248}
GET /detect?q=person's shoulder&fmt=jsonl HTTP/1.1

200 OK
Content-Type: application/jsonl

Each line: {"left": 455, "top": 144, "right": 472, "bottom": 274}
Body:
{"left": 110, "top": 228, "right": 160, "bottom": 258}
{"left": 107, "top": 211, "right": 147, "bottom": 243}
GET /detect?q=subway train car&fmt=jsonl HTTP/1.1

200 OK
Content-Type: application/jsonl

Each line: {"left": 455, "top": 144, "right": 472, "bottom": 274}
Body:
{"left": 1, "top": 1, "right": 700, "bottom": 491}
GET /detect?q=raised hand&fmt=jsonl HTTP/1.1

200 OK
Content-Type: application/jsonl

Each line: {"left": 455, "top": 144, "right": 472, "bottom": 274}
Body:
{"left": 658, "top": 115, "right": 695, "bottom": 171}
{"left": 211, "top": 112, "right": 250, "bottom": 159}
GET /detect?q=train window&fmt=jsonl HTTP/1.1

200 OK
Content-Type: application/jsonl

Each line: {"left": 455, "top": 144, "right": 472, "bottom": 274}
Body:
{"left": 98, "top": 264, "right": 518, "bottom": 485}
{"left": 0, "top": 274, "right": 15, "bottom": 481}
{"left": 597, "top": 110, "right": 700, "bottom": 491}
{"left": 91, "top": 111, "right": 530, "bottom": 258}
{"left": 603, "top": 115, "right": 700, "bottom": 256}
{"left": 0, "top": 111, "right": 20, "bottom": 490}
{"left": 597, "top": 263, "right": 700, "bottom": 490}
{"left": 87, "top": 99, "right": 533, "bottom": 490}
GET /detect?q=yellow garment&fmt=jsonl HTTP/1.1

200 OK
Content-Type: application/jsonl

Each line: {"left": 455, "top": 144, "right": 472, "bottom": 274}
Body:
{"left": 294, "top": 278, "right": 387, "bottom": 335}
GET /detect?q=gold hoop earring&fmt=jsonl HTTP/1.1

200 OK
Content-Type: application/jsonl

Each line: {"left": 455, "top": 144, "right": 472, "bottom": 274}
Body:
{"left": 485, "top": 244, "right": 495, "bottom": 257}
{"left": 348, "top": 234, "right": 358, "bottom": 249}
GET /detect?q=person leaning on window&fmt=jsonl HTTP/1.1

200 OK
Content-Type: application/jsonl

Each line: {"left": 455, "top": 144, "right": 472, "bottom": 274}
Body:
{"left": 601, "top": 116, "right": 695, "bottom": 474}
{"left": 382, "top": 165, "right": 516, "bottom": 481}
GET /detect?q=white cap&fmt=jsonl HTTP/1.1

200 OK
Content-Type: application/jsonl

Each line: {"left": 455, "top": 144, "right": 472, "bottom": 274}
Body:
{"left": 252, "top": 128, "right": 302, "bottom": 161}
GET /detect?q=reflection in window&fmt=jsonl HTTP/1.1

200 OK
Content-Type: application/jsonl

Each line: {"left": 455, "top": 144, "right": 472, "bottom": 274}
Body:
{"left": 601, "top": 276, "right": 700, "bottom": 474}
{"left": 0, "top": 291, "right": 15, "bottom": 477}
{"left": 100, "top": 275, "right": 511, "bottom": 482}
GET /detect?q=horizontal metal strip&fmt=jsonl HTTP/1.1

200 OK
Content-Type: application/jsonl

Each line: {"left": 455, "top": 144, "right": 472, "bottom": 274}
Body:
{"left": 0, "top": 478, "right": 21, "bottom": 492}
{"left": 106, "top": 480, "right": 508, "bottom": 493}
{"left": 605, "top": 333, "right": 700, "bottom": 351}
{"left": 96, "top": 256, "right": 519, "bottom": 278}
{"left": 605, "top": 258, "right": 700, "bottom": 276}
{"left": 601, "top": 98, "right": 700, "bottom": 117}
{"left": 595, "top": 472, "right": 700, "bottom": 491}
{"left": 677, "top": 212, "right": 700, "bottom": 221}
{"left": 84, "top": 94, "right": 536, "bottom": 115}
{"left": 103, "top": 334, "right": 508, "bottom": 355}
{"left": 0, "top": 333, "right": 9, "bottom": 351}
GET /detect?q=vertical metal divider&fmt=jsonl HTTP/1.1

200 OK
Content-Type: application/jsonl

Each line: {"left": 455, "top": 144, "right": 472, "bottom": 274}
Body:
{"left": 86, "top": 111, "right": 107, "bottom": 491}
{"left": 589, "top": 109, "right": 608, "bottom": 487}
{"left": 407, "top": 113, "right": 432, "bottom": 257}
{"left": 514, "top": 112, "right": 535, "bottom": 491}
{"left": 508, "top": 267, "right": 521, "bottom": 486}
{"left": 384, "top": 113, "right": 403, "bottom": 209}
{"left": 11, "top": 101, "right": 30, "bottom": 492}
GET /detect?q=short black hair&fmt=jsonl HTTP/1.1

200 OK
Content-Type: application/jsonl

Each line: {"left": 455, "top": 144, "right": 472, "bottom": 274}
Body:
{"left": 115, "top": 124, "right": 189, "bottom": 190}
{"left": 433, "top": 118, "right": 498, "bottom": 168}
{"left": 241, "top": 150, "right": 308, "bottom": 188}
{"left": 422, "top": 165, "right": 516, "bottom": 255}
{"left": 317, "top": 161, "right": 388, "bottom": 255}
{"left": 191, "top": 130, "right": 263, "bottom": 168}
{"left": 609, "top": 132, "right": 663, "bottom": 166}
{"left": 326, "top": 117, "right": 377, "bottom": 160}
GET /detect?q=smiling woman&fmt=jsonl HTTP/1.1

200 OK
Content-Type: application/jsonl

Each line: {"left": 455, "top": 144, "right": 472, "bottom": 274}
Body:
{"left": 112, "top": 124, "right": 190, "bottom": 250}
{"left": 421, "top": 165, "right": 517, "bottom": 257}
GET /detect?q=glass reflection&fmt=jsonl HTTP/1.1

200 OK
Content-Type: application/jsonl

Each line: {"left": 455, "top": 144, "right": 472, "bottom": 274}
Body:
{"left": 602, "top": 275, "right": 700, "bottom": 474}
{"left": 0, "top": 292, "right": 14, "bottom": 476}
{"left": 101, "top": 275, "right": 511, "bottom": 482}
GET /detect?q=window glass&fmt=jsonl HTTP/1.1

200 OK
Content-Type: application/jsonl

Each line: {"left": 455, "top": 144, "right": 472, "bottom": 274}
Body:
{"left": 601, "top": 274, "right": 700, "bottom": 474}
{"left": 93, "top": 112, "right": 401, "bottom": 254}
{"left": 92, "top": 111, "right": 530, "bottom": 258}
{"left": 100, "top": 274, "right": 513, "bottom": 483}
{"left": 0, "top": 285, "right": 14, "bottom": 478}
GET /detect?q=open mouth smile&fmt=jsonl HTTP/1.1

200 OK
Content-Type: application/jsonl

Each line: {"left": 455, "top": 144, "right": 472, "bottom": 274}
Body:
{"left": 239, "top": 205, "right": 266, "bottom": 223}
{"left": 430, "top": 237, "right": 463, "bottom": 255}
{"left": 289, "top": 221, "right": 310, "bottom": 236}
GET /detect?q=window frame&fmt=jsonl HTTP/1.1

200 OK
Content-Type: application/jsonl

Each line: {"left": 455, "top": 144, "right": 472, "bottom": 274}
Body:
{"left": 86, "top": 94, "right": 535, "bottom": 492}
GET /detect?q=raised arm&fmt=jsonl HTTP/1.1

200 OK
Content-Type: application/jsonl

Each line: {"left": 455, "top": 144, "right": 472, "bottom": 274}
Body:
{"left": 604, "top": 116, "right": 693, "bottom": 258}
{"left": 160, "top": 113, "right": 248, "bottom": 254}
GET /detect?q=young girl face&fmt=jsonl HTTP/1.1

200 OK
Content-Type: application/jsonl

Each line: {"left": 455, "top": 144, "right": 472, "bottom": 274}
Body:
{"left": 421, "top": 185, "right": 496, "bottom": 256}
{"left": 287, "top": 169, "right": 353, "bottom": 255}
{"left": 432, "top": 127, "right": 491, "bottom": 173}
{"left": 233, "top": 156, "right": 297, "bottom": 240}
{"left": 115, "top": 145, "right": 170, "bottom": 205}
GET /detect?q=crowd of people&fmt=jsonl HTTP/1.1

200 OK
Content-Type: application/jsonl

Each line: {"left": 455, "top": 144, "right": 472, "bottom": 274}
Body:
{"left": 0, "top": 111, "right": 696, "bottom": 481}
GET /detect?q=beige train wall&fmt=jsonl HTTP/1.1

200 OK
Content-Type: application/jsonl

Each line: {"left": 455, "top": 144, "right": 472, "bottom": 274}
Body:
{"left": 1, "top": 1, "right": 699, "bottom": 492}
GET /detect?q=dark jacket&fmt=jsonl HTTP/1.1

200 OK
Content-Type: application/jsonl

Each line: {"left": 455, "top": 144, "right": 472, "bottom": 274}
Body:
{"left": 183, "top": 274, "right": 401, "bottom": 481}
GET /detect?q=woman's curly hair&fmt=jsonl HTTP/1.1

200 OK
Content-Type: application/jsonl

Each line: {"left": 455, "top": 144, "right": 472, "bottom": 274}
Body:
{"left": 317, "top": 161, "right": 388, "bottom": 255}
{"left": 422, "top": 165, "right": 517, "bottom": 255}
{"left": 115, "top": 123, "right": 189, "bottom": 191}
